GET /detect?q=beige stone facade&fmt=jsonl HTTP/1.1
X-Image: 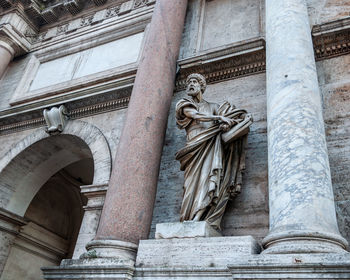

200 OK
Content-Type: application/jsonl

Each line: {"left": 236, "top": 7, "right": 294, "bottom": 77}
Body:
{"left": 0, "top": 0, "right": 349, "bottom": 279}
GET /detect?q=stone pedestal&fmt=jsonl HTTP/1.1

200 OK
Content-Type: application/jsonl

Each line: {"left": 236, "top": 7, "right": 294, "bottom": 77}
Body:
{"left": 155, "top": 221, "right": 221, "bottom": 239}
{"left": 134, "top": 236, "right": 260, "bottom": 279}
{"left": 264, "top": 0, "right": 348, "bottom": 253}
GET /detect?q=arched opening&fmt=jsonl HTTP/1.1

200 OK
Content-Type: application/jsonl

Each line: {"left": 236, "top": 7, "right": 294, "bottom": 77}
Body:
{"left": 0, "top": 122, "right": 111, "bottom": 280}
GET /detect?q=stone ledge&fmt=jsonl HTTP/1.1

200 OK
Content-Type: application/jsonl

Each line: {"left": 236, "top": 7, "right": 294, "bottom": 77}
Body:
{"left": 228, "top": 253, "right": 350, "bottom": 279}
{"left": 136, "top": 236, "right": 261, "bottom": 268}
{"left": 134, "top": 267, "right": 232, "bottom": 279}
{"left": 42, "top": 258, "right": 135, "bottom": 280}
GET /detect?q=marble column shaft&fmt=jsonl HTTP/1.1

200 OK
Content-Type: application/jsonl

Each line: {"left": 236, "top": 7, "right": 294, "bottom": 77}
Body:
{"left": 0, "top": 40, "right": 14, "bottom": 79}
{"left": 263, "top": 0, "right": 348, "bottom": 253}
{"left": 95, "top": 0, "right": 188, "bottom": 245}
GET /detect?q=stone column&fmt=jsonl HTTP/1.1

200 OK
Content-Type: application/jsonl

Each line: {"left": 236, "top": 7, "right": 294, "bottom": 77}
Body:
{"left": 263, "top": 0, "right": 348, "bottom": 254}
{"left": 0, "top": 38, "right": 15, "bottom": 79}
{"left": 87, "top": 0, "right": 188, "bottom": 260}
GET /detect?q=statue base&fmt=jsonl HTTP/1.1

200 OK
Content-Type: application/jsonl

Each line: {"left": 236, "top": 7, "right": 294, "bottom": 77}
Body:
{"left": 155, "top": 221, "right": 222, "bottom": 239}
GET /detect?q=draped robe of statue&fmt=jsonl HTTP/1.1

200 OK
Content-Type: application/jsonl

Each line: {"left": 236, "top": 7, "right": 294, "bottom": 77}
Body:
{"left": 175, "top": 98, "right": 252, "bottom": 230}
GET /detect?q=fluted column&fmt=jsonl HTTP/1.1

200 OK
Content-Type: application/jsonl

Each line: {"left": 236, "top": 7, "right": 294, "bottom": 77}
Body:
{"left": 0, "top": 38, "right": 15, "bottom": 79}
{"left": 263, "top": 0, "right": 348, "bottom": 254}
{"left": 86, "top": 0, "right": 188, "bottom": 261}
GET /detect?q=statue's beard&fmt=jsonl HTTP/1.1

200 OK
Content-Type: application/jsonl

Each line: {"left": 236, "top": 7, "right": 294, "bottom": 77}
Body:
{"left": 187, "top": 87, "right": 201, "bottom": 96}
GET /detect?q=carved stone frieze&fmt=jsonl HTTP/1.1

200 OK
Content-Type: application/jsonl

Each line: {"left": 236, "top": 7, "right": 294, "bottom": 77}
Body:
{"left": 1, "top": 0, "right": 154, "bottom": 30}
{"left": 312, "top": 18, "right": 350, "bottom": 61}
{"left": 80, "top": 14, "right": 94, "bottom": 27}
{"left": 56, "top": 23, "right": 69, "bottom": 35}
{"left": 175, "top": 39, "right": 266, "bottom": 91}
{"left": 105, "top": 5, "right": 121, "bottom": 18}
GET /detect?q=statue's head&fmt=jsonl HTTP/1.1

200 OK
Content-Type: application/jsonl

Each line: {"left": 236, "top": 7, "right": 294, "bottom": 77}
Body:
{"left": 186, "top": 73, "right": 206, "bottom": 97}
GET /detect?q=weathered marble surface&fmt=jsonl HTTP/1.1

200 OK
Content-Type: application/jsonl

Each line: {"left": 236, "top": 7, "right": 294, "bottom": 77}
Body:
{"left": 0, "top": 45, "right": 13, "bottom": 80}
{"left": 0, "top": 54, "right": 31, "bottom": 111}
{"left": 201, "top": 0, "right": 261, "bottom": 51}
{"left": 151, "top": 74, "right": 268, "bottom": 241}
{"left": 264, "top": 0, "right": 347, "bottom": 253}
{"left": 229, "top": 253, "right": 350, "bottom": 279}
{"left": 179, "top": 0, "right": 263, "bottom": 60}
{"left": 307, "top": 0, "right": 350, "bottom": 25}
{"left": 317, "top": 54, "right": 350, "bottom": 247}
{"left": 136, "top": 236, "right": 260, "bottom": 268}
{"left": 30, "top": 32, "right": 143, "bottom": 92}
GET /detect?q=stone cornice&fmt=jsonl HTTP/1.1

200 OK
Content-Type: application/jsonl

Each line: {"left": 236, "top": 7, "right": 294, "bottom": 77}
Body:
{"left": 0, "top": 85, "right": 131, "bottom": 135}
{"left": 2, "top": 18, "right": 350, "bottom": 136}
{"left": 175, "top": 38, "right": 266, "bottom": 91}
{"left": 312, "top": 17, "right": 350, "bottom": 61}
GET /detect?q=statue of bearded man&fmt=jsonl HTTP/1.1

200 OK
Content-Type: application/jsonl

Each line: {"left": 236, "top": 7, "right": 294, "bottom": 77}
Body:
{"left": 175, "top": 73, "right": 252, "bottom": 230}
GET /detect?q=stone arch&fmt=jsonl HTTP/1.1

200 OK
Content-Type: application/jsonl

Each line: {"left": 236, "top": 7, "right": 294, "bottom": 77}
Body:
{"left": 0, "top": 120, "right": 111, "bottom": 216}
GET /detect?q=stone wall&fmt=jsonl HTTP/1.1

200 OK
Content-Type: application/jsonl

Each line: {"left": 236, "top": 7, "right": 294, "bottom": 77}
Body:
{"left": 179, "top": 0, "right": 264, "bottom": 60}
{"left": 307, "top": 0, "right": 350, "bottom": 25}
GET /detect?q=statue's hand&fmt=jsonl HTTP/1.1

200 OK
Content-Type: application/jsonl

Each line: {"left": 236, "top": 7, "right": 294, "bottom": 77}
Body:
{"left": 219, "top": 123, "right": 230, "bottom": 132}
{"left": 219, "top": 116, "right": 236, "bottom": 127}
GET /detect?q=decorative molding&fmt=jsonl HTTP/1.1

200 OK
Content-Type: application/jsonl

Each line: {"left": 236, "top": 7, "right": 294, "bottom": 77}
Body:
{"left": 312, "top": 17, "right": 350, "bottom": 61}
{"left": 0, "top": 87, "right": 131, "bottom": 135}
{"left": 175, "top": 38, "right": 266, "bottom": 91}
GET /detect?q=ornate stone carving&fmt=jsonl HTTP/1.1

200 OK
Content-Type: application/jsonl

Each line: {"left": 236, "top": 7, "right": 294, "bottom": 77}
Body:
{"left": 105, "top": 5, "right": 121, "bottom": 18}
{"left": 43, "top": 105, "right": 69, "bottom": 134}
{"left": 312, "top": 18, "right": 350, "bottom": 61}
{"left": 133, "top": 0, "right": 148, "bottom": 9}
{"left": 56, "top": 23, "right": 69, "bottom": 35}
{"left": 176, "top": 39, "right": 266, "bottom": 91}
{"left": 81, "top": 15, "right": 94, "bottom": 27}
{"left": 175, "top": 74, "right": 252, "bottom": 230}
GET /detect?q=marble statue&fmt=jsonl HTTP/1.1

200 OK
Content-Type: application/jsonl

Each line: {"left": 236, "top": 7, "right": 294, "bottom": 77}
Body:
{"left": 175, "top": 73, "right": 252, "bottom": 230}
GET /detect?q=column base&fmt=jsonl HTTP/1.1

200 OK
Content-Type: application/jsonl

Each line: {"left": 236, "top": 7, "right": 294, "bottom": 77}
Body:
{"left": 228, "top": 253, "right": 350, "bottom": 279}
{"left": 83, "top": 239, "right": 138, "bottom": 261}
{"left": 262, "top": 230, "right": 348, "bottom": 254}
{"left": 42, "top": 258, "right": 135, "bottom": 280}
